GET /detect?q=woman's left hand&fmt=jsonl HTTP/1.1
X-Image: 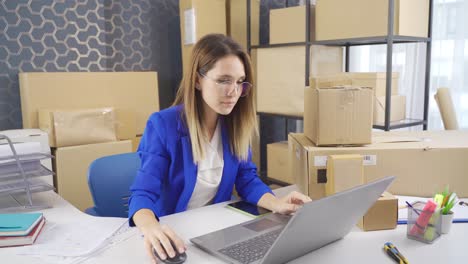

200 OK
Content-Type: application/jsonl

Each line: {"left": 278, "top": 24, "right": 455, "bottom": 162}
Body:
{"left": 273, "top": 191, "right": 312, "bottom": 215}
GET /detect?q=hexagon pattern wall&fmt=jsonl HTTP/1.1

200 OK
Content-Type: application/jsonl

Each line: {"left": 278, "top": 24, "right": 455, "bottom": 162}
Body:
{"left": 0, "top": 0, "right": 180, "bottom": 129}
{"left": 0, "top": 0, "right": 290, "bottom": 130}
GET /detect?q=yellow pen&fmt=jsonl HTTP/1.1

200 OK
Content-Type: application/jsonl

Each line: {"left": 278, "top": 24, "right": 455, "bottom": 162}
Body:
{"left": 384, "top": 242, "right": 410, "bottom": 264}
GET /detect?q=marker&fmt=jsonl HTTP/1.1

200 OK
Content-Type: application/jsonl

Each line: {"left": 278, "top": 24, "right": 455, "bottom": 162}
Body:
{"left": 384, "top": 242, "right": 409, "bottom": 264}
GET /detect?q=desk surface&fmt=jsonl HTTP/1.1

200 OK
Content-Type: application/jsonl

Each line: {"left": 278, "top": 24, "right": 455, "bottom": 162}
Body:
{"left": 1, "top": 191, "right": 467, "bottom": 264}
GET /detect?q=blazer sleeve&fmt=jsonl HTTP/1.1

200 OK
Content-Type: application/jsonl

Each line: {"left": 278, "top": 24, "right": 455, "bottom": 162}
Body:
{"left": 128, "top": 113, "right": 170, "bottom": 226}
{"left": 235, "top": 149, "right": 273, "bottom": 205}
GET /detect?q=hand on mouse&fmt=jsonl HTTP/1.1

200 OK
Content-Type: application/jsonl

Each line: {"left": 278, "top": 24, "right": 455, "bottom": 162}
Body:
{"left": 134, "top": 209, "right": 186, "bottom": 264}
{"left": 142, "top": 222, "right": 186, "bottom": 264}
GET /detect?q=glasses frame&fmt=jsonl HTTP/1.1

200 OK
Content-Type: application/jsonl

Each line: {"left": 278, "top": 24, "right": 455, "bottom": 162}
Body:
{"left": 198, "top": 72, "right": 252, "bottom": 97}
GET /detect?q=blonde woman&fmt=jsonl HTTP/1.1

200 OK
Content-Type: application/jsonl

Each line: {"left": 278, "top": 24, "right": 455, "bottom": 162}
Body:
{"left": 129, "top": 34, "right": 311, "bottom": 263}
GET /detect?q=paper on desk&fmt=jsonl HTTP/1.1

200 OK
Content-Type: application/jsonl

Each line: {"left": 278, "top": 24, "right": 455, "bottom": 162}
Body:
{"left": 17, "top": 214, "right": 128, "bottom": 257}
{"left": 397, "top": 195, "right": 468, "bottom": 222}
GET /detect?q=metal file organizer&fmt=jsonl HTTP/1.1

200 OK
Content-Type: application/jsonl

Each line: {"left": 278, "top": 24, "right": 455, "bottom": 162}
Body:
{"left": 0, "top": 134, "right": 55, "bottom": 212}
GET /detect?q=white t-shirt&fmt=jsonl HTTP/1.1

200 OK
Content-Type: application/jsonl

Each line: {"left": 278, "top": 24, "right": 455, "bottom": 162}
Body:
{"left": 187, "top": 122, "right": 224, "bottom": 210}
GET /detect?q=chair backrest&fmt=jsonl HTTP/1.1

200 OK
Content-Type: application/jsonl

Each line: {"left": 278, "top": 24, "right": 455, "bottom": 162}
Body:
{"left": 434, "top": 87, "right": 459, "bottom": 130}
{"left": 87, "top": 152, "right": 140, "bottom": 217}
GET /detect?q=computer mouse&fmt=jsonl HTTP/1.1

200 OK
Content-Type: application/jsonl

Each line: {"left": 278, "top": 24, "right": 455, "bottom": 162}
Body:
{"left": 152, "top": 243, "right": 187, "bottom": 264}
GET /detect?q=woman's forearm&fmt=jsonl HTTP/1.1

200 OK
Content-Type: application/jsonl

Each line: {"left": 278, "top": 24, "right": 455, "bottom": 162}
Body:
{"left": 133, "top": 209, "right": 160, "bottom": 230}
{"left": 257, "top": 192, "right": 280, "bottom": 212}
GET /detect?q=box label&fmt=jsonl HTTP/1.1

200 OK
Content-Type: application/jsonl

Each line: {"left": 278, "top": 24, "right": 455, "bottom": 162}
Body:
{"left": 314, "top": 155, "right": 377, "bottom": 167}
{"left": 184, "top": 8, "right": 196, "bottom": 45}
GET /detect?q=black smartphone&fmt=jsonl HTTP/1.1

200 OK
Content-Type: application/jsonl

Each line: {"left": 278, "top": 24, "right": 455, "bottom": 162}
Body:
{"left": 227, "top": 201, "right": 271, "bottom": 217}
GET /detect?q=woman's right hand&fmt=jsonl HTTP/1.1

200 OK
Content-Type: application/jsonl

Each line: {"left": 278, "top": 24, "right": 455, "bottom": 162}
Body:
{"left": 134, "top": 209, "right": 186, "bottom": 264}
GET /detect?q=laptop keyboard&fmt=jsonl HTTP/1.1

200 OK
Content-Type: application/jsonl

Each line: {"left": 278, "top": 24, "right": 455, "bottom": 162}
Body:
{"left": 218, "top": 228, "right": 282, "bottom": 264}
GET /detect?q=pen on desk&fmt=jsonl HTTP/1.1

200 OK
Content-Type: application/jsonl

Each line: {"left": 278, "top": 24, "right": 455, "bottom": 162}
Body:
{"left": 459, "top": 201, "right": 468, "bottom": 206}
{"left": 384, "top": 242, "right": 409, "bottom": 264}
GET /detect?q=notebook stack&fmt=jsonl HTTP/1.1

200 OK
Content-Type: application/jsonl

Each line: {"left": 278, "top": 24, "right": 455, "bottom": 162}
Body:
{"left": 0, "top": 212, "right": 45, "bottom": 247}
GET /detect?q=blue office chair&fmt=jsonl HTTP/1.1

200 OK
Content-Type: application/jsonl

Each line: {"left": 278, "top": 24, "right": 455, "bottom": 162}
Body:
{"left": 85, "top": 152, "right": 141, "bottom": 217}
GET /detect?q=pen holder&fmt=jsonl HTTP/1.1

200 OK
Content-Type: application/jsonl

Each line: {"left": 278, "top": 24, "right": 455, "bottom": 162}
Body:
{"left": 407, "top": 201, "right": 442, "bottom": 244}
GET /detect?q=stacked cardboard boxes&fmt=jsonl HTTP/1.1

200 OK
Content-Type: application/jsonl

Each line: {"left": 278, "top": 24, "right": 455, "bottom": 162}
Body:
{"left": 19, "top": 72, "right": 159, "bottom": 211}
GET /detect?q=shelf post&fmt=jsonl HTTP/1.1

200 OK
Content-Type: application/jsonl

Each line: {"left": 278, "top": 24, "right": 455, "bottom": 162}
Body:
{"left": 423, "top": 0, "right": 434, "bottom": 130}
{"left": 384, "top": 0, "right": 395, "bottom": 131}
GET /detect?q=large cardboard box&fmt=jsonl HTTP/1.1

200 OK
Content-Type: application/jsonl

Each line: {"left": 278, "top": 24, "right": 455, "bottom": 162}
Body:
{"left": 326, "top": 154, "right": 364, "bottom": 195}
{"left": 180, "top": 0, "right": 226, "bottom": 73}
{"left": 267, "top": 141, "right": 292, "bottom": 184}
{"left": 289, "top": 131, "right": 468, "bottom": 200}
{"left": 132, "top": 136, "right": 142, "bottom": 152}
{"left": 315, "top": 0, "right": 429, "bottom": 40}
{"left": 304, "top": 86, "right": 373, "bottom": 146}
{"left": 227, "top": 0, "right": 259, "bottom": 48}
{"left": 310, "top": 72, "right": 399, "bottom": 97}
{"left": 53, "top": 140, "right": 133, "bottom": 211}
{"left": 358, "top": 192, "right": 398, "bottom": 231}
{"left": 256, "top": 45, "right": 343, "bottom": 116}
{"left": 270, "top": 5, "right": 315, "bottom": 44}
{"left": 374, "top": 95, "right": 406, "bottom": 124}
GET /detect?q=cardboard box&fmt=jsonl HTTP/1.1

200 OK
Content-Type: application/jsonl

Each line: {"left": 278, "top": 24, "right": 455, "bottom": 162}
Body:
{"left": 374, "top": 95, "right": 406, "bottom": 124}
{"left": 315, "top": 0, "right": 429, "bottom": 40}
{"left": 53, "top": 140, "right": 133, "bottom": 211}
{"left": 304, "top": 86, "right": 373, "bottom": 146}
{"left": 179, "top": 0, "right": 227, "bottom": 73}
{"left": 256, "top": 45, "right": 343, "bottom": 116}
{"left": 310, "top": 72, "right": 399, "bottom": 97}
{"left": 288, "top": 131, "right": 468, "bottom": 200}
{"left": 115, "top": 109, "right": 137, "bottom": 140}
{"left": 132, "top": 136, "right": 142, "bottom": 152}
{"left": 270, "top": 4, "right": 315, "bottom": 44}
{"left": 39, "top": 108, "right": 122, "bottom": 147}
{"left": 19, "top": 72, "right": 159, "bottom": 135}
{"left": 358, "top": 192, "right": 398, "bottom": 231}
{"left": 227, "top": 0, "right": 259, "bottom": 48}
{"left": 267, "top": 142, "right": 292, "bottom": 184}
{"left": 326, "top": 154, "right": 364, "bottom": 195}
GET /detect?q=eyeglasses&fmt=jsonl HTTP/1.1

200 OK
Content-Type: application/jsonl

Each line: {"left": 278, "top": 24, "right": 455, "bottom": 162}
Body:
{"left": 199, "top": 72, "right": 252, "bottom": 97}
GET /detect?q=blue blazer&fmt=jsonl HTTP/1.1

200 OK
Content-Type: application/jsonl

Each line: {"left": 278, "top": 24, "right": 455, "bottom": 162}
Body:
{"left": 128, "top": 105, "right": 272, "bottom": 225}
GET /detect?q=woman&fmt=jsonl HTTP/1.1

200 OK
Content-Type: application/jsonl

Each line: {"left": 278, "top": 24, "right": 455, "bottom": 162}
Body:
{"left": 128, "top": 34, "right": 311, "bottom": 263}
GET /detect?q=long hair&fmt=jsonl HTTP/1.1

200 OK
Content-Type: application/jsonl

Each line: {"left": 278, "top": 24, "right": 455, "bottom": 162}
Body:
{"left": 173, "top": 34, "right": 257, "bottom": 164}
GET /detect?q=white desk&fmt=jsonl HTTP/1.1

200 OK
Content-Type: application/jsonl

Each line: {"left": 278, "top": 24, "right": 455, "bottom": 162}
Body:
{"left": 2, "top": 191, "right": 467, "bottom": 264}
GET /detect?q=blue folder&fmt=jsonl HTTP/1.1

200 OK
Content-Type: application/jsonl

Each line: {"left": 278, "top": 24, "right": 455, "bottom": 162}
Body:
{"left": 0, "top": 212, "right": 43, "bottom": 236}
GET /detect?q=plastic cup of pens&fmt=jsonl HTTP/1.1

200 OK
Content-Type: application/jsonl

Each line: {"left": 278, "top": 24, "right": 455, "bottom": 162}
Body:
{"left": 407, "top": 201, "right": 442, "bottom": 244}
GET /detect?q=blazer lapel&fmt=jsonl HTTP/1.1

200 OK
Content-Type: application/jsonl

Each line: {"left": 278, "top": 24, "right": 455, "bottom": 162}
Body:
{"left": 213, "top": 120, "right": 237, "bottom": 203}
{"left": 175, "top": 114, "right": 197, "bottom": 212}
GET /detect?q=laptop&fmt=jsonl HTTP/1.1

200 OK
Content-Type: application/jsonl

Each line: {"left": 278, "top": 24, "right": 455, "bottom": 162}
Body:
{"left": 191, "top": 176, "right": 395, "bottom": 264}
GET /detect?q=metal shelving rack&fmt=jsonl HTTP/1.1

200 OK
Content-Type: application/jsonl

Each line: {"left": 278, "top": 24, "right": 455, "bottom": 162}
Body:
{"left": 0, "top": 135, "right": 55, "bottom": 212}
{"left": 247, "top": 0, "right": 433, "bottom": 184}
